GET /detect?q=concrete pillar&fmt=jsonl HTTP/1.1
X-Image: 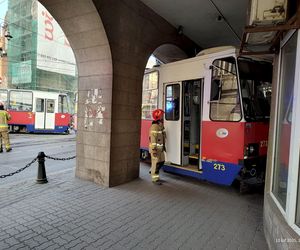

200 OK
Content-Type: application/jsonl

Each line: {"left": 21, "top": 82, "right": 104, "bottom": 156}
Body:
{"left": 92, "top": 0, "right": 197, "bottom": 187}
{"left": 41, "top": 0, "right": 113, "bottom": 186}
{"left": 41, "top": 0, "right": 198, "bottom": 187}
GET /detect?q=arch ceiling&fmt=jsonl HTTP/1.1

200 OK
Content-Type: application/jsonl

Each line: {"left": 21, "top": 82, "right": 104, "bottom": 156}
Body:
{"left": 140, "top": 0, "right": 248, "bottom": 49}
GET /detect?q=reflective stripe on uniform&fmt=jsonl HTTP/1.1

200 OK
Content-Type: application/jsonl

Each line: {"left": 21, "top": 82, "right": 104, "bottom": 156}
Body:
{"left": 151, "top": 131, "right": 163, "bottom": 134}
{"left": 152, "top": 174, "right": 160, "bottom": 182}
{"left": 151, "top": 143, "right": 163, "bottom": 147}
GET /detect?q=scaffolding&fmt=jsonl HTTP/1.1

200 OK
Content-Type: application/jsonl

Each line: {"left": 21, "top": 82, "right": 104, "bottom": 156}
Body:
{"left": 6, "top": 0, "right": 77, "bottom": 100}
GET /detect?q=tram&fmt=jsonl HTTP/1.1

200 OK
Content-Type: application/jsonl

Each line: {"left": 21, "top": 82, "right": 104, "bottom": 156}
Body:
{"left": 0, "top": 89, "right": 71, "bottom": 133}
{"left": 140, "top": 46, "right": 272, "bottom": 188}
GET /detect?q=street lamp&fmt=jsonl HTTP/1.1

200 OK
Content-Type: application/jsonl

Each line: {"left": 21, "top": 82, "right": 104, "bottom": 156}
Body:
{"left": 4, "top": 30, "right": 12, "bottom": 40}
{"left": 1, "top": 22, "right": 13, "bottom": 41}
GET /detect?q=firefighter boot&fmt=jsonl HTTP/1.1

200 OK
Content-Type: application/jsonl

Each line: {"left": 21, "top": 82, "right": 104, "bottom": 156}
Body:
{"left": 152, "top": 173, "right": 162, "bottom": 185}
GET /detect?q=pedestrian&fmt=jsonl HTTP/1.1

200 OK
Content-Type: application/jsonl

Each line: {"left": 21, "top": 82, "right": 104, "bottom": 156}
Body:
{"left": 0, "top": 102, "right": 12, "bottom": 153}
{"left": 149, "top": 109, "right": 166, "bottom": 184}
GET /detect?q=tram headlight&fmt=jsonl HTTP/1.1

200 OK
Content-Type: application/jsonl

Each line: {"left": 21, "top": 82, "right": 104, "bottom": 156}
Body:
{"left": 244, "top": 143, "right": 259, "bottom": 158}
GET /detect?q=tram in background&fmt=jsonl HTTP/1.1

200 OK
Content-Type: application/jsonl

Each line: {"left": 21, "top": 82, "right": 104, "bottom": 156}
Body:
{"left": 140, "top": 46, "right": 272, "bottom": 189}
{"left": 0, "top": 89, "right": 71, "bottom": 133}
{"left": 71, "top": 92, "right": 78, "bottom": 132}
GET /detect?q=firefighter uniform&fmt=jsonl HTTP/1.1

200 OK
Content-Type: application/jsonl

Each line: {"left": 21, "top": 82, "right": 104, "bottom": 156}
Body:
{"left": 149, "top": 109, "right": 166, "bottom": 183}
{"left": 0, "top": 108, "right": 11, "bottom": 152}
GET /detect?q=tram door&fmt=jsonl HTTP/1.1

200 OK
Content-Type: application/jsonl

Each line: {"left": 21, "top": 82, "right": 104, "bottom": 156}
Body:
{"left": 164, "top": 83, "right": 182, "bottom": 165}
{"left": 182, "top": 79, "right": 203, "bottom": 169}
{"left": 164, "top": 80, "right": 203, "bottom": 168}
{"left": 35, "top": 98, "right": 56, "bottom": 130}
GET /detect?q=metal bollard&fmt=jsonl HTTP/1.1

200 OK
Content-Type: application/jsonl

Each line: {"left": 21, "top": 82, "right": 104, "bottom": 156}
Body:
{"left": 36, "top": 152, "right": 48, "bottom": 184}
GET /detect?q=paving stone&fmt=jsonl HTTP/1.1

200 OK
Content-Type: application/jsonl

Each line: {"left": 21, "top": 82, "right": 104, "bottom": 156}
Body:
{"left": 0, "top": 163, "right": 268, "bottom": 250}
{"left": 4, "top": 237, "right": 20, "bottom": 246}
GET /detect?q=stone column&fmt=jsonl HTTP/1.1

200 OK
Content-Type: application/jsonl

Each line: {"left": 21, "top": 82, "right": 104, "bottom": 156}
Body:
{"left": 41, "top": 0, "right": 113, "bottom": 186}
{"left": 92, "top": 0, "right": 198, "bottom": 186}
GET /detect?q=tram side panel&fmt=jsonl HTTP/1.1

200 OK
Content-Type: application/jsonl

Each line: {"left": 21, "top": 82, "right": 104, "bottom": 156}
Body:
{"left": 55, "top": 113, "right": 71, "bottom": 133}
{"left": 8, "top": 111, "right": 35, "bottom": 132}
{"left": 201, "top": 121, "right": 244, "bottom": 185}
{"left": 140, "top": 119, "right": 152, "bottom": 159}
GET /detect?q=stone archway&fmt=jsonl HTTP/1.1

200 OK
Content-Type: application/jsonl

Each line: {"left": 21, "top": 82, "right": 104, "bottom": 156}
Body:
{"left": 41, "top": 0, "right": 199, "bottom": 187}
{"left": 40, "top": 0, "right": 114, "bottom": 186}
{"left": 153, "top": 43, "right": 189, "bottom": 63}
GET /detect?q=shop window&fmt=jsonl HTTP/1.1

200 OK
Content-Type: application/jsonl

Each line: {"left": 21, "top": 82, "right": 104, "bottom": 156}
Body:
{"left": 141, "top": 71, "right": 158, "bottom": 119}
{"left": 209, "top": 57, "right": 241, "bottom": 121}
{"left": 272, "top": 32, "right": 297, "bottom": 210}
{"left": 165, "top": 84, "right": 180, "bottom": 121}
{"left": 296, "top": 154, "right": 300, "bottom": 226}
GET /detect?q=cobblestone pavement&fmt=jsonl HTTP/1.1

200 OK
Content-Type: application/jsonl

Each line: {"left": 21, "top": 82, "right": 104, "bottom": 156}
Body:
{"left": 0, "top": 163, "right": 268, "bottom": 250}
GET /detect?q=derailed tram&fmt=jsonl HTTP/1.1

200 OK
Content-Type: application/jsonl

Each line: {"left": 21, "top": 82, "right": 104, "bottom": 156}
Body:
{"left": 140, "top": 46, "right": 272, "bottom": 189}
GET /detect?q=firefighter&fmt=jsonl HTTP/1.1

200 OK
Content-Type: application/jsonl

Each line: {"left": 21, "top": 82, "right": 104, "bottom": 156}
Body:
{"left": 0, "top": 102, "right": 12, "bottom": 153}
{"left": 149, "top": 109, "right": 166, "bottom": 184}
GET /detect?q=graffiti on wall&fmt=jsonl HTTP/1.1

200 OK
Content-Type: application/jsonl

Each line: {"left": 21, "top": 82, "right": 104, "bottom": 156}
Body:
{"left": 84, "top": 89, "right": 106, "bottom": 128}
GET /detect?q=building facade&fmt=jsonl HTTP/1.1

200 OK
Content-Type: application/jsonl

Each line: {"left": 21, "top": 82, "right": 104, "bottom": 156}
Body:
{"left": 0, "top": 20, "right": 8, "bottom": 89}
{"left": 6, "top": 0, "right": 77, "bottom": 102}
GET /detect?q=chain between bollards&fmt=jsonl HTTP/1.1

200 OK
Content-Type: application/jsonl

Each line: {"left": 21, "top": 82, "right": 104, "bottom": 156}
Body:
{"left": 0, "top": 157, "right": 37, "bottom": 179}
{"left": 37, "top": 152, "right": 76, "bottom": 184}
{"left": 0, "top": 151, "right": 76, "bottom": 182}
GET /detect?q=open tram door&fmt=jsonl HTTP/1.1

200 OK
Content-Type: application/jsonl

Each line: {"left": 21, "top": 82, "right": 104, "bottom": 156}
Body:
{"left": 163, "top": 79, "right": 204, "bottom": 171}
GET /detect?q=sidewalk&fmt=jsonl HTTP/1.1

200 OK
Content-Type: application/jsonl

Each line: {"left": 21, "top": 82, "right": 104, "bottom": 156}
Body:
{"left": 0, "top": 163, "right": 268, "bottom": 250}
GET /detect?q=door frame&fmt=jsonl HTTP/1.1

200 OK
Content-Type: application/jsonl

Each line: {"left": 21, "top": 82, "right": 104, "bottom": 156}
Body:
{"left": 181, "top": 79, "right": 204, "bottom": 170}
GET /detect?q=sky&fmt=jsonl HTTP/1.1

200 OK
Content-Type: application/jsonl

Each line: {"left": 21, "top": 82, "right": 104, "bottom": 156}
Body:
{"left": 0, "top": 0, "right": 7, "bottom": 22}
{"left": 146, "top": 55, "right": 157, "bottom": 69}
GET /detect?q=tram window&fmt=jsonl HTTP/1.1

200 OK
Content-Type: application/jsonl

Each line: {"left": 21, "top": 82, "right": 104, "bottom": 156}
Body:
{"left": 183, "top": 82, "right": 191, "bottom": 116}
{"left": 36, "top": 98, "right": 44, "bottom": 112}
{"left": 0, "top": 90, "right": 8, "bottom": 108}
{"left": 238, "top": 58, "right": 272, "bottom": 121}
{"left": 209, "top": 57, "right": 241, "bottom": 122}
{"left": 9, "top": 91, "right": 33, "bottom": 111}
{"left": 59, "top": 95, "right": 68, "bottom": 113}
{"left": 47, "top": 100, "right": 55, "bottom": 113}
{"left": 165, "top": 84, "right": 180, "bottom": 121}
{"left": 141, "top": 71, "right": 159, "bottom": 119}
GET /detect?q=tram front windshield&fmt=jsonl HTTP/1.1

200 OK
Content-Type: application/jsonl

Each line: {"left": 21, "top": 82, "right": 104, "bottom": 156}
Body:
{"left": 237, "top": 58, "right": 272, "bottom": 121}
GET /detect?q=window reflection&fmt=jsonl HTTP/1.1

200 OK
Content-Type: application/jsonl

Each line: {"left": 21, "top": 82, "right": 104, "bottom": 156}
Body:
{"left": 272, "top": 32, "right": 297, "bottom": 210}
{"left": 165, "top": 84, "right": 180, "bottom": 121}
